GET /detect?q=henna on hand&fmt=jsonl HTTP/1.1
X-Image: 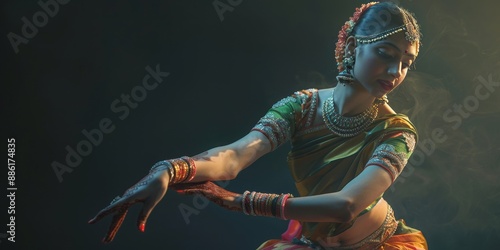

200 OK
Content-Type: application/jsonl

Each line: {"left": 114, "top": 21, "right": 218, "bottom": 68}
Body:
{"left": 172, "top": 181, "right": 242, "bottom": 212}
{"left": 102, "top": 206, "right": 129, "bottom": 243}
{"left": 89, "top": 168, "right": 170, "bottom": 243}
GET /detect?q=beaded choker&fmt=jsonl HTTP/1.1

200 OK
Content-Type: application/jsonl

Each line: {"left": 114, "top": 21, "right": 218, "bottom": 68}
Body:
{"left": 322, "top": 88, "right": 386, "bottom": 137}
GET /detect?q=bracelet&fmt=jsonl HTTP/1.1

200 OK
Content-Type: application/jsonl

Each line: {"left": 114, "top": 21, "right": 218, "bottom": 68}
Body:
{"left": 280, "top": 194, "right": 292, "bottom": 220}
{"left": 241, "top": 191, "right": 250, "bottom": 215}
{"left": 150, "top": 156, "right": 197, "bottom": 185}
{"left": 241, "top": 190, "right": 293, "bottom": 220}
{"left": 181, "top": 156, "right": 197, "bottom": 182}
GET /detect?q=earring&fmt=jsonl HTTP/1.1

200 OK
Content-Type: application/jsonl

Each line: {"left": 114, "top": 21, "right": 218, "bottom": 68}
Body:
{"left": 377, "top": 94, "right": 389, "bottom": 104}
{"left": 336, "top": 53, "right": 355, "bottom": 85}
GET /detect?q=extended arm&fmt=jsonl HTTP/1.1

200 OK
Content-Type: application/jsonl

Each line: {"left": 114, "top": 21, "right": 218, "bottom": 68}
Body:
{"left": 179, "top": 131, "right": 415, "bottom": 225}
{"left": 176, "top": 165, "right": 392, "bottom": 224}
{"left": 189, "top": 130, "right": 272, "bottom": 182}
{"left": 88, "top": 130, "right": 272, "bottom": 243}
{"left": 89, "top": 89, "right": 307, "bottom": 243}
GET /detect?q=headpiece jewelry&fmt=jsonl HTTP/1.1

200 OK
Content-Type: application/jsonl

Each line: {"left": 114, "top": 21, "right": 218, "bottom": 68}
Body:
{"left": 355, "top": 24, "right": 418, "bottom": 44}
{"left": 335, "top": 2, "right": 378, "bottom": 72}
{"left": 335, "top": 2, "right": 421, "bottom": 72}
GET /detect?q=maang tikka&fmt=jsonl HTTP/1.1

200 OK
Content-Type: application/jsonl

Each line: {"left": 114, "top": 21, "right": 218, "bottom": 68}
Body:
{"left": 336, "top": 52, "right": 355, "bottom": 85}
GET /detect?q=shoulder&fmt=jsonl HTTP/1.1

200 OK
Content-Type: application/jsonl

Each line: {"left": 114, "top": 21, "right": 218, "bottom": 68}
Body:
{"left": 376, "top": 113, "right": 418, "bottom": 143}
{"left": 375, "top": 102, "right": 416, "bottom": 132}
{"left": 272, "top": 88, "right": 319, "bottom": 108}
{"left": 385, "top": 114, "right": 415, "bottom": 129}
{"left": 292, "top": 88, "right": 319, "bottom": 103}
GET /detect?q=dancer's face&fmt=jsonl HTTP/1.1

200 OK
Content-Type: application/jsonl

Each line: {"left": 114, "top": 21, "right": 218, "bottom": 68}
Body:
{"left": 351, "top": 32, "right": 418, "bottom": 98}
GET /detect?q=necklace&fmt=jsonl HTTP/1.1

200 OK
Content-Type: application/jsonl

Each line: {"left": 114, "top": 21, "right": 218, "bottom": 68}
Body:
{"left": 322, "top": 88, "right": 385, "bottom": 137}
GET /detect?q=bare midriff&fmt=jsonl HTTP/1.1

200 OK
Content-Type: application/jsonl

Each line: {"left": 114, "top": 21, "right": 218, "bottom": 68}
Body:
{"left": 319, "top": 198, "right": 389, "bottom": 248}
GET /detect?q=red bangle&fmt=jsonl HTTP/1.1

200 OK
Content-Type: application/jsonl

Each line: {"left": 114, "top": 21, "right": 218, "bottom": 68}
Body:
{"left": 280, "top": 194, "right": 292, "bottom": 220}
{"left": 181, "top": 156, "right": 197, "bottom": 182}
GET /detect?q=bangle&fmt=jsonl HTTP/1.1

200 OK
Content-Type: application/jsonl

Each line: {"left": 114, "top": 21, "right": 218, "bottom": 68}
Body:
{"left": 241, "top": 190, "right": 293, "bottom": 220}
{"left": 255, "top": 192, "right": 264, "bottom": 216}
{"left": 181, "top": 156, "right": 197, "bottom": 182}
{"left": 280, "top": 194, "right": 292, "bottom": 220}
{"left": 151, "top": 156, "right": 197, "bottom": 185}
{"left": 249, "top": 191, "right": 257, "bottom": 216}
{"left": 241, "top": 191, "right": 250, "bottom": 215}
{"left": 169, "top": 158, "right": 187, "bottom": 183}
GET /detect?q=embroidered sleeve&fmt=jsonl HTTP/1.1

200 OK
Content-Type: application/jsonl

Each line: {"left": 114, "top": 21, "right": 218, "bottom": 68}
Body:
{"left": 251, "top": 89, "right": 317, "bottom": 151}
{"left": 365, "top": 131, "right": 416, "bottom": 182}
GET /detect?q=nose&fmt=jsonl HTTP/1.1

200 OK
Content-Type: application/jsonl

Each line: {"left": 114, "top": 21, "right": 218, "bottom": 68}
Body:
{"left": 388, "top": 62, "right": 403, "bottom": 79}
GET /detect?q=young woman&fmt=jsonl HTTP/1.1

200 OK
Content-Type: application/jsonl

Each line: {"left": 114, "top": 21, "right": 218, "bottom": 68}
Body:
{"left": 89, "top": 2, "right": 428, "bottom": 249}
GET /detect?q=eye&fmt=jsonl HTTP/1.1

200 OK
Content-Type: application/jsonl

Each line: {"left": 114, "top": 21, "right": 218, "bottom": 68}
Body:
{"left": 377, "top": 49, "right": 392, "bottom": 59}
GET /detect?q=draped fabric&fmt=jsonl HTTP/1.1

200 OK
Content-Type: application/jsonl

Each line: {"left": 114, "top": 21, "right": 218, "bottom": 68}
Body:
{"left": 252, "top": 89, "right": 426, "bottom": 249}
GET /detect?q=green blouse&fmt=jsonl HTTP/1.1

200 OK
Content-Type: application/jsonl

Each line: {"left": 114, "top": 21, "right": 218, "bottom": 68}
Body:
{"left": 252, "top": 88, "right": 418, "bottom": 241}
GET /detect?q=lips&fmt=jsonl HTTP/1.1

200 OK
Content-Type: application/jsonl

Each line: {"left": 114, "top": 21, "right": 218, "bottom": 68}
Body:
{"left": 377, "top": 79, "right": 394, "bottom": 91}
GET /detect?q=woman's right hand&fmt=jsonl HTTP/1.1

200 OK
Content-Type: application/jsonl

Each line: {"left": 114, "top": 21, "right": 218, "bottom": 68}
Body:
{"left": 172, "top": 181, "right": 243, "bottom": 212}
{"left": 88, "top": 166, "right": 170, "bottom": 243}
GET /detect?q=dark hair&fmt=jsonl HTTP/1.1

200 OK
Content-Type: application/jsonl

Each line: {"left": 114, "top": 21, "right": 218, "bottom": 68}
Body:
{"left": 335, "top": 2, "right": 422, "bottom": 71}
{"left": 352, "top": 2, "right": 422, "bottom": 43}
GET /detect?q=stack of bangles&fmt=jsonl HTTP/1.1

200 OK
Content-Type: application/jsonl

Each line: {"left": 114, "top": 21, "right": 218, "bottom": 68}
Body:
{"left": 241, "top": 191, "right": 293, "bottom": 220}
{"left": 150, "top": 156, "right": 196, "bottom": 184}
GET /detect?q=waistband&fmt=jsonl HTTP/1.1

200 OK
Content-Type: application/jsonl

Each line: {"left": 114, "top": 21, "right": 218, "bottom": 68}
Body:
{"left": 333, "top": 205, "right": 398, "bottom": 250}
{"left": 294, "top": 205, "right": 398, "bottom": 250}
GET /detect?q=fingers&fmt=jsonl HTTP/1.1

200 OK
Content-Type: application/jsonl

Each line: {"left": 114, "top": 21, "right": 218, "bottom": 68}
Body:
{"left": 171, "top": 181, "right": 211, "bottom": 193}
{"left": 136, "top": 187, "right": 168, "bottom": 232}
{"left": 88, "top": 198, "right": 129, "bottom": 224}
{"left": 102, "top": 207, "right": 128, "bottom": 244}
{"left": 87, "top": 197, "right": 131, "bottom": 243}
{"left": 88, "top": 205, "right": 120, "bottom": 224}
{"left": 88, "top": 177, "right": 148, "bottom": 224}
{"left": 172, "top": 181, "right": 230, "bottom": 197}
{"left": 89, "top": 170, "right": 170, "bottom": 243}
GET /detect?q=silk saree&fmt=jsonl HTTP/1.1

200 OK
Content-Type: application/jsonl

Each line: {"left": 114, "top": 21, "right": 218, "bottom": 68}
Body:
{"left": 252, "top": 89, "right": 427, "bottom": 249}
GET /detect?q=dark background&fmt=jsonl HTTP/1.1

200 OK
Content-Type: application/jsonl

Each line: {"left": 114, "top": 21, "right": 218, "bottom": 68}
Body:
{"left": 2, "top": 0, "right": 500, "bottom": 249}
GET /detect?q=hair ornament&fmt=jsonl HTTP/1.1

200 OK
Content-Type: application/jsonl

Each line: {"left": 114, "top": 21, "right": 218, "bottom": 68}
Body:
{"left": 335, "top": 2, "right": 379, "bottom": 71}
